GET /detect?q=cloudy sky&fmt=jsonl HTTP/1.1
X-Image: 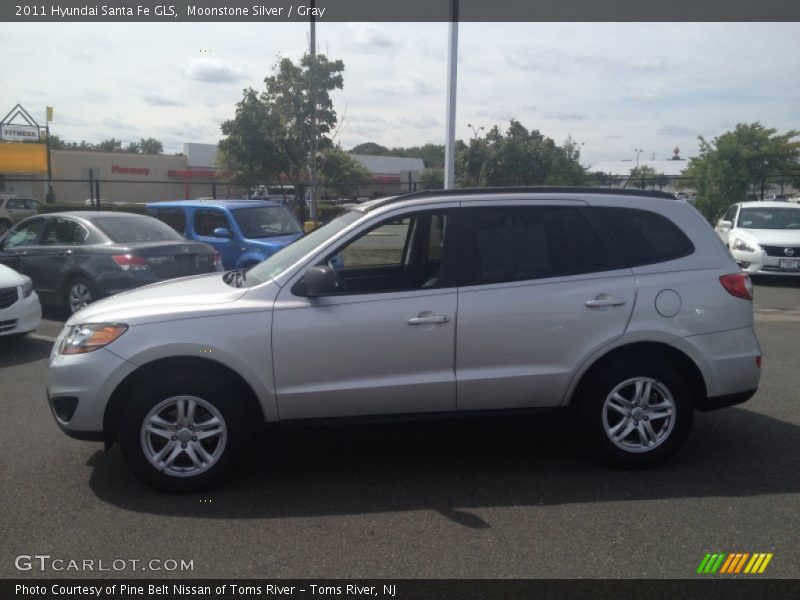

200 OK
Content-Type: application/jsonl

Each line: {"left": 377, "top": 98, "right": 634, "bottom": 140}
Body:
{"left": 2, "top": 21, "right": 799, "bottom": 166}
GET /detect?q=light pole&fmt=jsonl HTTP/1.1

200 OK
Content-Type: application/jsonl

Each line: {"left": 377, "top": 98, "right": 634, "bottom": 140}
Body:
{"left": 633, "top": 148, "right": 644, "bottom": 169}
{"left": 443, "top": 0, "right": 459, "bottom": 190}
{"left": 467, "top": 123, "right": 484, "bottom": 140}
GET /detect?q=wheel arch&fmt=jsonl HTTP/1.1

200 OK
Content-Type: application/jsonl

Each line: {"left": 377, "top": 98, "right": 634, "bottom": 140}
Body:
{"left": 103, "top": 356, "right": 265, "bottom": 445}
{"left": 567, "top": 341, "right": 707, "bottom": 413}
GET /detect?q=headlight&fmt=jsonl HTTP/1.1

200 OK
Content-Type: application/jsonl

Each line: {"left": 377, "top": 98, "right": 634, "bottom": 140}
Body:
{"left": 21, "top": 276, "right": 33, "bottom": 298}
{"left": 732, "top": 238, "right": 758, "bottom": 253}
{"left": 59, "top": 323, "right": 128, "bottom": 355}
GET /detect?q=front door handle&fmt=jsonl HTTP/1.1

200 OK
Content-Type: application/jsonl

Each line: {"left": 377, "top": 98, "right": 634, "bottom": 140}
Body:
{"left": 59, "top": 249, "right": 73, "bottom": 256}
{"left": 585, "top": 297, "right": 627, "bottom": 308}
{"left": 408, "top": 315, "right": 450, "bottom": 325}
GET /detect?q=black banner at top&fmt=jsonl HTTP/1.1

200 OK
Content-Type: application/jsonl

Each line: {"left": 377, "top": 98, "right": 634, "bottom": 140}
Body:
{"left": 2, "top": 0, "right": 800, "bottom": 22}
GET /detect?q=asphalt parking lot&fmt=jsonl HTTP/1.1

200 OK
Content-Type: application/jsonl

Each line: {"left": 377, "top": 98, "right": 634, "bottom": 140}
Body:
{"left": 1, "top": 279, "right": 798, "bottom": 579}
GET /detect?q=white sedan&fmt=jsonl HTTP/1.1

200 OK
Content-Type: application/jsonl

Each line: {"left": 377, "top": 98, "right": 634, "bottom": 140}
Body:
{"left": 0, "top": 263, "right": 41, "bottom": 337}
{"left": 715, "top": 201, "right": 800, "bottom": 276}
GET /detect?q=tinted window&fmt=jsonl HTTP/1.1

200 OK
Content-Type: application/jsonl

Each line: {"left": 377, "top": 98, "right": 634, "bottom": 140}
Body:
{"left": 2, "top": 218, "right": 47, "bottom": 249}
{"left": 233, "top": 206, "right": 302, "bottom": 238}
{"left": 41, "top": 218, "right": 88, "bottom": 246}
{"left": 592, "top": 207, "right": 694, "bottom": 267}
{"left": 92, "top": 216, "right": 184, "bottom": 243}
{"left": 194, "top": 209, "right": 231, "bottom": 236}
{"left": 461, "top": 207, "right": 611, "bottom": 285}
{"left": 153, "top": 208, "right": 187, "bottom": 234}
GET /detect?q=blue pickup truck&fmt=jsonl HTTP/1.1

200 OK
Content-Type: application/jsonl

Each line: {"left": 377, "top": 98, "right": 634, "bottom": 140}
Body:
{"left": 146, "top": 199, "right": 304, "bottom": 270}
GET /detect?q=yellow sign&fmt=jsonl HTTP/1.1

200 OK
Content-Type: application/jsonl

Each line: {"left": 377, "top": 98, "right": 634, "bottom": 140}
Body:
{"left": 0, "top": 141, "right": 48, "bottom": 173}
{"left": 46, "top": 106, "right": 54, "bottom": 122}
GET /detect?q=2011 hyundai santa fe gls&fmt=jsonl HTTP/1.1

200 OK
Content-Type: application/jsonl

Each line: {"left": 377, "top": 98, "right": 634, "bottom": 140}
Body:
{"left": 48, "top": 188, "right": 762, "bottom": 492}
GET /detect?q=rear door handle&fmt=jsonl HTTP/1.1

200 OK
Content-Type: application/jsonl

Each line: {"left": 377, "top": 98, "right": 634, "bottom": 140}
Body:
{"left": 58, "top": 249, "right": 73, "bottom": 256}
{"left": 408, "top": 315, "right": 450, "bottom": 325}
{"left": 585, "top": 298, "right": 627, "bottom": 308}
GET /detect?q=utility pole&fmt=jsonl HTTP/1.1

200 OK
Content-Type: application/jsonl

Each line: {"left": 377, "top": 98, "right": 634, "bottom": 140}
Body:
{"left": 307, "top": 0, "right": 318, "bottom": 223}
{"left": 45, "top": 106, "right": 55, "bottom": 203}
{"left": 443, "top": 0, "right": 459, "bottom": 189}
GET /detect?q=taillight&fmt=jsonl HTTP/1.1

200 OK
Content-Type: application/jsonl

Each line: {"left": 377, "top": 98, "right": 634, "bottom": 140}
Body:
{"left": 112, "top": 255, "right": 149, "bottom": 271}
{"left": 719, "top": 272, "right": 753, "bottom": 301}
{"left": 212, "top": 252, "right": 222, "bottom": 268}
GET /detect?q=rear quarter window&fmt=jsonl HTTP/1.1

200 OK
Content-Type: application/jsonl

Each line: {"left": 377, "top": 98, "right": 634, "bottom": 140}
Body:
{"left": 591, "top": 207, "right": 695, "bottom": 267}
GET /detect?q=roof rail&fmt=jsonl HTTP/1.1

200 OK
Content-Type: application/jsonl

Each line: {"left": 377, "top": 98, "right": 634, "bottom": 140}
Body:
{"left": 366, "top": 186, "right": 677, "bottom": 211}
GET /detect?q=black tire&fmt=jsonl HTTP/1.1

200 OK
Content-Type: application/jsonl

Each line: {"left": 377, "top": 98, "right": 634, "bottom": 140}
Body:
{"left": 64, "top": 276, "right": 97, "bottom": 315}
{"left": 578, "top": 358, "right": 693, "bottom": 468}
{"left": 119, "top": 371, "right": 247, "bottom": 493}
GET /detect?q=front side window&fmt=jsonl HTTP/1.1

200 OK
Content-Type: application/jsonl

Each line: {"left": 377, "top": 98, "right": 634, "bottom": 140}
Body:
{"left": 460, "top": 206, "right": 611, "bottom": 285}
{"left": 721, "top": 205, "right": 738, "bottom": 223}
{"left": 324, "top": 211, "right": 450, "bottom": 294}
{"left": 194, "top": 209, "right": 231, "bottom": 236}
{"left": 2, "top": 218, "right": 47, "bottom": 249}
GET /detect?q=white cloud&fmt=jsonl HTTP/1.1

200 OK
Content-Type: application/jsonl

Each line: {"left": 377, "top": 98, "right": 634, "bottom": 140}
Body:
{"left": 182, "top": 58, "right": 245, "bottom": 84}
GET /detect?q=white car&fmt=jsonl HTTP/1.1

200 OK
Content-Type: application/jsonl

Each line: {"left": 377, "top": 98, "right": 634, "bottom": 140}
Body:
{"left": 715, "top": 201, "right": 800, "bottom": 276}
{"left": 0, "top": 263, "right": 41, "bottom": 337}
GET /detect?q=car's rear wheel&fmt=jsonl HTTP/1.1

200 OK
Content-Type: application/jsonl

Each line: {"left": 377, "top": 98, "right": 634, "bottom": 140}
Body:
{"left": 65, "top": 276, "right": 97, "bottom": 315}
{"left": 119, "top": 372, "right": 246, "bottom": 492}
{"left": 579, "top": 359, "right": 693, "bottom": 467}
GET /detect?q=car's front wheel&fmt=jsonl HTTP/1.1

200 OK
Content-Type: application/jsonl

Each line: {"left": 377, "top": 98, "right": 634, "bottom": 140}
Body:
{"left": 579, "top": 359, "right": 693, "bottom": 467}
{"left": 119, "top": 372, "right": 246, "bottom": 492}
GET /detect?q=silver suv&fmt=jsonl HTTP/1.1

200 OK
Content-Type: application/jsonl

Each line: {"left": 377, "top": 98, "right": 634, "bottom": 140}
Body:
{"left": 48, "top": 188, "right": 762, "bottom": 491}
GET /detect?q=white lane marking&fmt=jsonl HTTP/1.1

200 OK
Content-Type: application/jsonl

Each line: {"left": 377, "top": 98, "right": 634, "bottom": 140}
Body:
{"left": 28, "top": 333, "right": 57, "bottom": 343}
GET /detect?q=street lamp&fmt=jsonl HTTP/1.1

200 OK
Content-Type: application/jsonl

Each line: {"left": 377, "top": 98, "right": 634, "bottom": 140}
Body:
{"left": 633, "top": 148, "right": 644, "bottom": 169}
{"left": 467, "top": 123, "right": 484, "bottom": 140}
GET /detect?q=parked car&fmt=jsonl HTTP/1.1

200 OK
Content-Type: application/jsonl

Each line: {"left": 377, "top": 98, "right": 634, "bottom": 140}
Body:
{"left": 714, "top": 201, "right": 800, "bottom": 276}
{"left": 0, "top": 195, "right": 39, "bottom": 234}
{"left": 146, "top": 199, "right": 304, "bottom": 270}
{"left": 0, "top": 262, "right": 41, "bottom": 337}
{"left": 48, "top": 188, "right": 761, "bottom": 492}
{"left": 0, "top": 212, "right": 222, "bottom": 315}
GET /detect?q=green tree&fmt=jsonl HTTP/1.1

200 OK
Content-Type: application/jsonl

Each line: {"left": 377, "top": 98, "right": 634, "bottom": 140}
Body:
{"left": 455, "top": 120, "right": 585, "bottom": 186}
{"left": 628, "top": 165, "right": 669, "bottom": 190}
{"left": 218, "top": 53, "right": 345, "bottom": 219}
{"left": 137, "top": 138, "right": 164, "bottom": 154}
{"left": 318, "top": 146, "right": 372, "bottom": 198}
{"left": 349, "top": 142, "right": 390, "bottom": 155}
{"left": 684, "top": 123, "right": 800, "bottom": 220}
{"left": 419, "top": 168, "right": 444, "bottom": 190}
{"left": 96, "top": 138, "right": 123, "bottom": 152}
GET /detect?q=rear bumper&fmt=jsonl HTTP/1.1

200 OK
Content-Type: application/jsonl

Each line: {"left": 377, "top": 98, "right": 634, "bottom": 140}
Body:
{"left": 695, "top": 388, "right": 757, "bottom": 412}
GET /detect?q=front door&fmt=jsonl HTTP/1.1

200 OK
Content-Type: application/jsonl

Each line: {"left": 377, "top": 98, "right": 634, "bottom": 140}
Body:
{"left": 272, "top": 209, "right": 458, "bottom": 420}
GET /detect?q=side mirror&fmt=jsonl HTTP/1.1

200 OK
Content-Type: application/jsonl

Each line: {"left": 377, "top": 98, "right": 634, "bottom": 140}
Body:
{"left": 298, "top": 266, "right": 339, "bottom": 297}
{"left": 213, "top": 227, "right": 232, "bottom": 238}
{"left": 718, "top": 220, "right": 733, "bottom": 230}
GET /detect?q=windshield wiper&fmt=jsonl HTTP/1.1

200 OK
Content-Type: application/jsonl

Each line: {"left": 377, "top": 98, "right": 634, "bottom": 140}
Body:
{"left": 222, "top": 268, "right": 247, "bottom": 288}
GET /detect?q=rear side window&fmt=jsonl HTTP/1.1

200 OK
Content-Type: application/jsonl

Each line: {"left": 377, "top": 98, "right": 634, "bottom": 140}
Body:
{"left": 92, "top": 216, "right": 184, "bottom": 243}
{"left": 152, "top": 208, "right": 187, "bottom": 234}
{"left": 591, "top": 207, "right": 694, "bottom": 267}
{"left": 460, "top": 206, "right": 612, "bottom": 285}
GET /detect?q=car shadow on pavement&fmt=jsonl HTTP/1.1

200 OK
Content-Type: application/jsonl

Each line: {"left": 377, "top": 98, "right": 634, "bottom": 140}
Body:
{"left": 87, "top": 406, "right": 800, "bottom": 525}
{"left": 0, "top": 335, "right": 53, "bottom": 367}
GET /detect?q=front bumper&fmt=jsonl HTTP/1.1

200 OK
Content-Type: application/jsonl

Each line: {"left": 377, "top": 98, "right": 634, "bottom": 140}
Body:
{"left": 47, "top": 345, "right": 137, "bottom": 440}
{"left": 0, "top": 290, "right": 41, "bottom": 336}
{"left": 732, "top": 249, "right": 800, "bottom": 276}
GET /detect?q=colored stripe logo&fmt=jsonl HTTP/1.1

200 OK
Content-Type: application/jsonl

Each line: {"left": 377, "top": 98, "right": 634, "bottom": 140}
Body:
{"left": 697, "top": 552, "right": 773, "bottom": 574}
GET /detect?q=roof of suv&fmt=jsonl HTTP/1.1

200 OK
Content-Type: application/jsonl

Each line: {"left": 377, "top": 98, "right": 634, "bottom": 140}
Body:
{"left": 148, "top": 199, "right": 283, "bottom": 210}
{"left": 360, "top": 187, "right": 678, "bottom": 212}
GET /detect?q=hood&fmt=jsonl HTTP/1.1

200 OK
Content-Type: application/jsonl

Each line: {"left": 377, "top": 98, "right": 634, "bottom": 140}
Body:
{"left": 739, "top": 229, "right": 800, "bottom": 246}
{"left": 68, "top": 272, "right": 247, "bottom": 325}
{"left": 0, "top": 263, "right": 25, "bottom": 286}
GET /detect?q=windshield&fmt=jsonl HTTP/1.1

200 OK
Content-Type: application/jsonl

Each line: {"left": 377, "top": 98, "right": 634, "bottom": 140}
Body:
{"left": 737, "top": 208, "right": 800, "bottom": 230}
{"left": 233, "top": 206, "right": 302, "bottom": 238}
{"left": 240, "top": 211, "right": 362, "bottom": 287}
{"left": 92, "top": 216, "right": 185, "bottom": 242}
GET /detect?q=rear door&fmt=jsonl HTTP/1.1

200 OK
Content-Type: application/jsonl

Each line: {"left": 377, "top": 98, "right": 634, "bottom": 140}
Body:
{"left": 455, "top": 201, "right": 636, "bottom": 411}
{"left": 31, "top": 217, "right": 91, "bottom": 295}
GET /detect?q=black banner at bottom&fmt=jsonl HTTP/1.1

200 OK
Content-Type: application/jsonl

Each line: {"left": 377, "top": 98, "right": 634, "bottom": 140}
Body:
{"left": 3, "top": 579, "right": 799, "bottom": 600}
